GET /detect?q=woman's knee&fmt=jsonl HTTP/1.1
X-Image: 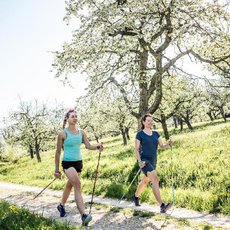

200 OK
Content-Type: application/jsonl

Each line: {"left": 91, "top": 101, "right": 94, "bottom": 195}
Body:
{"left": 72, "top": 179, "right": 81, "bottom": 190}
{"left": 65, "top": 168, "right": 81, "bottom": 189}
{"left": 148, "top": 171, "right": 159, "bottom": 183}
{"left": 142, "top": 176, "right": 150, "bottom": 185}
{"left": 152, "top": 176, "right": 159, "bottom": 184}
{"left": 66, "top": 179, "right": 72, "bottom": 186}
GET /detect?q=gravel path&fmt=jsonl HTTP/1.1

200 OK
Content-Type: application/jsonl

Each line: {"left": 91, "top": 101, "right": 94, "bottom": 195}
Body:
{"left": 0, "top": 181, "right": 229, "bottom": 229}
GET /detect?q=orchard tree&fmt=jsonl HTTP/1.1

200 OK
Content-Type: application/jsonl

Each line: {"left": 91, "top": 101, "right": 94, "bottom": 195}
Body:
{"left": 153, "top": 75, "right": 187, "bottom": 138}
{"left": 2, "top": 100, "right": 64, "bottom": 162}
{"left": 76, "top": 96, "right": 106, "bottom": 143}
{"left": 76, "top": 89, "right": 136, "bottom": 145}
{"left": 53, "top": 0, "right": 229, "bottom": 125}
{"left": 12, "top": 101, "right": 51, "bottom": 162}
{"left": 153, "top": 75, "right": 203, "bottom": 137}
{"left": 204, "top": 77, "right": 230, "bottom": 121}
{"left": 98, "top": 96, "right": 136, "bottom": 145}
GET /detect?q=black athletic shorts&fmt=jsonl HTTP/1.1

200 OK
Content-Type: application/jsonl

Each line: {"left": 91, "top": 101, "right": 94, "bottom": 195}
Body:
{"left": 62, "top": 160, "right": 83, "bottom": 173}
{"left": 141, "top": 159, "right": 157, "bottom": 176}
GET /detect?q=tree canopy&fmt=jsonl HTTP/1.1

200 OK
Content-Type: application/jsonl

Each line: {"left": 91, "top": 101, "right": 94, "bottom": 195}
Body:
{"left": 53, "top": 0, "right": 229, "bottom": 121}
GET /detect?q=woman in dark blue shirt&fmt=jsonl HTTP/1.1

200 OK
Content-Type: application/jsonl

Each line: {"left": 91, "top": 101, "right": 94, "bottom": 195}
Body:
{"left": 131, "top": 114, "right": 173, "bottom": 213}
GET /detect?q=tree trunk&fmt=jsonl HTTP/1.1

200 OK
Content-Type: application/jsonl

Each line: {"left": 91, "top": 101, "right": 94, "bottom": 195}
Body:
{"left": 213, "top": 111, "right": 218, "bottom": 119}
{"left": 138, "top": 49, "right": 149, "bottom": 118}
{"left": 218, "top": 106, "right": 226, "bottom": 122}
{"left": 179, "top": 117, "right": 183, "bottom": 131}
{"left": 137, "top": 117, "right": 142, "bottom": 131}
{"left": 94, "top": 133, "right": 99, "bottom": 143}
{"left": 173, "top": 115, "right": 178, "bottom": 129}
{"left": 160, "top": 113, "right": 169, "bottom": 140}
{"left": 207, "top": 111, "right": 214, "bottom": 121}
{"left": 121, "top": 128, "right": 127, "bottom": 146}
{"left": 35, "top": 140, "right": 41, "bottom": 162}
{"left": 184, "top": 117, "right": 193, "bottom": 130}
{"left": 29, "top": 144, "right": 34, "bottom": 159}
{"left": 125, "top": 127, "right": 130, "bottom": 140}
{"left": 181, "top": 110, "right": 193, "bottom": 130}
{"left": 90, "top": 126, "right": 99, "bottom": 143}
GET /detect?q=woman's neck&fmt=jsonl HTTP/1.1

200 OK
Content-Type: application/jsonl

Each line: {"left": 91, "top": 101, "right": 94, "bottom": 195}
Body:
{"left": 143, "top": 128, "right": 152, "bottom": 134}
{"left": 67, "top": 125, "right": 77, "bottom": 131}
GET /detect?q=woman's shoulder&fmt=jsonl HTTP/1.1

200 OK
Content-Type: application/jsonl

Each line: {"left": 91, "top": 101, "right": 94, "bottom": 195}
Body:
{"left": 136, "top": 130, "right": 144, "bottom": 137}
{"left": 136, "top": 129, "right": 144, "bottom": 134}
{"left": 79, "top": 128, "right": 87, "bottom": 137}
{"left": 152, "top": 130, "right": 160, "bottom": 136}
{"left": 58, "top": 129, "right": 67, "bottom": 138}
{"left": 79, "top": 128, "right": 84, "bottom": 133}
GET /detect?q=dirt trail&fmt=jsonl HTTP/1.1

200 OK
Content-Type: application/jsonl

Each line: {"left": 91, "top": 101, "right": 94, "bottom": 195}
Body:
{"left": 0, "top": 181, "right": 229, "bottom": 229}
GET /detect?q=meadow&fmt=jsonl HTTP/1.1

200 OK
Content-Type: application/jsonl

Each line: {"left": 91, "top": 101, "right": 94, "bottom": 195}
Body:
{"left": 0, "top": 120, "right": 229, "bottom": 216}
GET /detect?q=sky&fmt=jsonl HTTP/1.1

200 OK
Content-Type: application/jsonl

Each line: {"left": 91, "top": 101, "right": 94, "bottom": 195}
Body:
{"left": 0, "top": 0, "right": 215, "bottom": 128}
{"left": 0, "top": 0, "right": 87, "bottom": 123}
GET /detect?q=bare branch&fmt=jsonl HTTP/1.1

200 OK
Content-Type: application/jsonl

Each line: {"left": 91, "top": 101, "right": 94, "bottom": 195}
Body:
{"left": 155, "top": 7, "right": 173, "bottom": 53}
{"left": 190, "top": 50, "right": 230, "bottom": 64}
{"left": 162, "top": 49, "right": 191, "bottom": 72}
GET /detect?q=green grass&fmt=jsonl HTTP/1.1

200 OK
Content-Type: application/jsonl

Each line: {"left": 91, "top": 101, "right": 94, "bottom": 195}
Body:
{"left": 1, "top": 200, "right": 214, "bottom": 230}
{"left": 0, "top": 120, "right": 229, "bottom": 216}
{"left": 0, "top": 200, "right": 79, "bottom": 230}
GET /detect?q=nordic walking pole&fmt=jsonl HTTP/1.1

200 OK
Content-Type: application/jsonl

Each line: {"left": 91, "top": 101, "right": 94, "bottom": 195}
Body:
{"left": 89, "top": 145, "right": 102, "bottom": 214}
{"left": 33, "top": 178, "right": 56, "bottom": 200}
{"left": 159, "top": 140, "right": 175, "bottom": 229}
{"left": 170, "top": 144, "right": 175, "bottom": 206}
{"left": 119, "top": 167, "right": 141, "bottom": 203}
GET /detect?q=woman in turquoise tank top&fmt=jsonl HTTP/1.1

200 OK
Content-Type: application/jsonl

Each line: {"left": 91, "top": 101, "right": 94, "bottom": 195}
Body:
{"left": 54, "top": 109, "right": 103, "bottom": 226}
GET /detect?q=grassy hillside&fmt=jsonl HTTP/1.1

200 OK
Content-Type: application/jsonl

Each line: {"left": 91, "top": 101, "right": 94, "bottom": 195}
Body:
{"left": 0, "top": 120, "right": 229, "bottom": 215}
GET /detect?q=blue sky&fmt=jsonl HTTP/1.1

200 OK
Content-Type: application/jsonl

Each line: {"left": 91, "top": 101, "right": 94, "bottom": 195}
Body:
{"left": 0, "top": 0, "right": 214, "bottom": 127}
{"left": 0, "top": 0, "right": 87, "bottom": 122}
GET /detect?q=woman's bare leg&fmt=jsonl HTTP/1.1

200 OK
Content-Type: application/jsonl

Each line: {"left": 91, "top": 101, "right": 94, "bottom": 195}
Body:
{"left": 147, "top": 170, "right": 163, "bottom": 205}
{"left": 61, "top": 172, "right": 81, "bottom": 205}
{"left": 135, "top": 174, "right": 150, "bottom": 197}
{"left": 61, "top": 180, "right": 72, "bottom": 205}
{"left": 64, "top": 167, "right": 85, "bottom": 215}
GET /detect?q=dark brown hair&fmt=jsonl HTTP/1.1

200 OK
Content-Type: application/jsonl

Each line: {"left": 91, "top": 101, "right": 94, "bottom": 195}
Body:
{"left": 140, "top": 114, "right": 152, "bottom": 130}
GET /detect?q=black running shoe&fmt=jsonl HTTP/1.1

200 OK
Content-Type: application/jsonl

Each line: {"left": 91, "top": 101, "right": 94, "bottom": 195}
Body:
{"left": 160, "top": 202, "right": 172, "bottom": 213}
{"left": 131, "top": 194, "right": 141, "bottom": 206}
{"left": 82, "top": 213, "right": 92, "bottom": 226}
{"left": 57, "top": 203, "right": 66, "bottom": 217}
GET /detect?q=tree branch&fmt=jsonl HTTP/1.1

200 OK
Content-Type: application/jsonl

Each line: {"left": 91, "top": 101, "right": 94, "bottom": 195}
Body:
{"left": 190, "top": 50, "right": 230, "bottom": 64}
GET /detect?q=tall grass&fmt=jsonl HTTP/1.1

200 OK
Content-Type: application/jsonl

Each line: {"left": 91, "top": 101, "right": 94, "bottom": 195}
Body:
{"left": 0, "top": 120, "right": 229, "bottom": 215}
{"left": 0, "top": 201, "right": 79, "bottom": 230}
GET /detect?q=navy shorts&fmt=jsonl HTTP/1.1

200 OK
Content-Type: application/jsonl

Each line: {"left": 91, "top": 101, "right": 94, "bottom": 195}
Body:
{"left": 141, "top": 159, "right": 157, "bottom": 176}
{"left": 62, "top": 160, "right": 83, "bottom": 173}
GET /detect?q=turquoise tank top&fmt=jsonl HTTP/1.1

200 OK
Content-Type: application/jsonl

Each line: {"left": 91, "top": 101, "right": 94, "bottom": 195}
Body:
{"left": 62, "top": 128, "right": 82, "bottom": 161}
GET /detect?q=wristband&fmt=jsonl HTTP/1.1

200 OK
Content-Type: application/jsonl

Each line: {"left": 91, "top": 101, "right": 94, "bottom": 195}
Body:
{"left": 55, "top": 170, "right": 60, "bottom": 173}
{"left": 97, "top": 145, "right": 100, "bottom": 150}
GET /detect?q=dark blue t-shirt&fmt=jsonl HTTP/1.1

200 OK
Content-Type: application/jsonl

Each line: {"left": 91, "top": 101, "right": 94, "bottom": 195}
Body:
{"left": 136, "top": 130, "right": 160, "bottom": 163}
